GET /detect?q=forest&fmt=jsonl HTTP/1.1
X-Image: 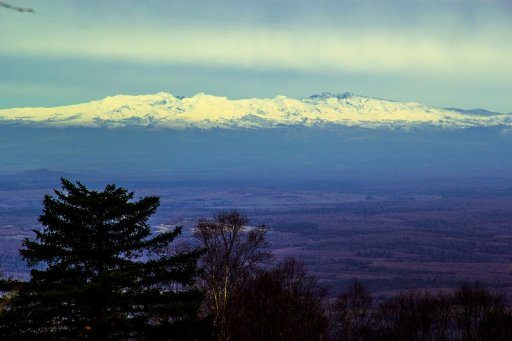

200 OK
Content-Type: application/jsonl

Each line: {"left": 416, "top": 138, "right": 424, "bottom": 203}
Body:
{"left": 0, "top": 179, "right": 511, "bottom": 340}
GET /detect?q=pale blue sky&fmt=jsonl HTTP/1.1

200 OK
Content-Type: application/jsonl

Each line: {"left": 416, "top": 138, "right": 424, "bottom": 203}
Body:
{"left": 1, "top": 0, "right": 511, "bottom": 112}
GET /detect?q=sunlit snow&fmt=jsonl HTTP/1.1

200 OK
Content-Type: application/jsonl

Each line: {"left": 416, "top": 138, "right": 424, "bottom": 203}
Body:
{"left": 0, "top": 92, "right": 510, "bottom": 129}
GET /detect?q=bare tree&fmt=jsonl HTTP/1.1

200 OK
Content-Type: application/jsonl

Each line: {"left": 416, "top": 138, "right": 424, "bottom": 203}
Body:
{"left": 373, "top": 290, "right": 452, "bottom": 341}
{"left": 330, "top": 280, "right": 373, "bottom": 341}
{"left": 194, "top": 210, "right": 271, "bottom": 341}
{"left": 452, "top": 283, "right": 511, "bottom": 341}
{"left": 229, "top": 258, "right": 328, "bottom": 341}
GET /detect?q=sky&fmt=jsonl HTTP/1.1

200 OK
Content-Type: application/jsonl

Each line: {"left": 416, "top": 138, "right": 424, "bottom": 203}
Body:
{"left": 1, "top": 0, "right": 511, "bottom": 112}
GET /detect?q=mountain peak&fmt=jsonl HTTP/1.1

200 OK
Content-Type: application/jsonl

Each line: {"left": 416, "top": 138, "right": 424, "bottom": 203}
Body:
{"left": 308, "top": 92, "right": 355, "bottom": 100}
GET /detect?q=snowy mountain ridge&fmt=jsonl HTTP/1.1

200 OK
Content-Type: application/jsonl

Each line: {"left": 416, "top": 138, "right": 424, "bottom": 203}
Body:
{"left": 0, "top": 92, "right": 510, "bottom": 129}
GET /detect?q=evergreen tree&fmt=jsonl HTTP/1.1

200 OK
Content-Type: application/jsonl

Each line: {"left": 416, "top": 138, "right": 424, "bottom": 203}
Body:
{"left": 0, "top": 179, "right": 205, "bottom": 339}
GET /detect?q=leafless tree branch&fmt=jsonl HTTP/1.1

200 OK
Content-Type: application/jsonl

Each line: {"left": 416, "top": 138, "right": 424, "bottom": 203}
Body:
{"left": 0, "top": 1, "right": 34, "bottom": 13}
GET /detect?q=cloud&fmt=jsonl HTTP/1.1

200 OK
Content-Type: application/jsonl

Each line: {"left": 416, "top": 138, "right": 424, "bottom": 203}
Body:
{"left": 1, "top": 21, "right": 511, "bottom": 82}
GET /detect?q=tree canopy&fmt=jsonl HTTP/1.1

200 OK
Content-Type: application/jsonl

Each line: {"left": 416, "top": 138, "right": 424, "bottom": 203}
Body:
{"left": 0, "top": 179, "right": 205, "bottom": 339}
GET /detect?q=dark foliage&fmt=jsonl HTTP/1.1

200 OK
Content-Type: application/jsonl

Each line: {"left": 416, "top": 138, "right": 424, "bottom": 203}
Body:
{"left": 451, "top": 283, "right": 512, "bottom": 341}
{"left": 229, "top": 258, "right": 328, "bottom": 341}
{"left": 0, "top": 179, "right": 205, "bottom": 340}
{"left": 372, "top": 291, "right": 452, "bottom": 340}
{"left": 330, "top": 282, "right": 512, "bottom": 341}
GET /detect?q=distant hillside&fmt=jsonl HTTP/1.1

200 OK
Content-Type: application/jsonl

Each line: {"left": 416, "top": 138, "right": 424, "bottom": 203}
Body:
{"left": 0, "top": 126, "right": 511, "bottom": 181}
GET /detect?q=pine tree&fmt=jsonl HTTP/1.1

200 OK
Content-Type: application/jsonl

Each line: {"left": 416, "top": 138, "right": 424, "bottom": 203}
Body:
{"left": 0, "top": 179, "right": 205, "bottom": 339}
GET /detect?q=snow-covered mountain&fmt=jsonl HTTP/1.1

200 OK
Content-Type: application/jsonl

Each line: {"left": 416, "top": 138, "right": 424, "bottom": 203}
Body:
{"left": 0, "top": 92, "right": 510, "bottom": 129}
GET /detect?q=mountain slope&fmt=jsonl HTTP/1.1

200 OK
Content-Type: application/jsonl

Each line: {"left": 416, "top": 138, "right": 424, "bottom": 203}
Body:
{"left": 0, "top": 92, "right": 510, "bottom": 129}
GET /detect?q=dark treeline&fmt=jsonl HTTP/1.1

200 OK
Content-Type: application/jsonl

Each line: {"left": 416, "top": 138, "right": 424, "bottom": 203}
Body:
{"left": 0, "top": 179, "right": 511, "bottom": 340}
{"left": 330, "top": 281, "right": 512, "bottom": 341}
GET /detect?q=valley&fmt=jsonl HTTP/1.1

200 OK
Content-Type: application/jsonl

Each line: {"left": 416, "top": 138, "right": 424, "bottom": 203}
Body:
{"left": 2, "top": 175, "right": 512, "bottom": 299}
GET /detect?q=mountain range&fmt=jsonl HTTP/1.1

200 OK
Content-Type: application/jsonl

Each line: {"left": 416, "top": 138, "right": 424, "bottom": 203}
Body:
{"left": 1, "top": 92, "right": 511, "bottom": 180}
{"left": 1, "top": 92, "right": 511, "bottom": 129}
